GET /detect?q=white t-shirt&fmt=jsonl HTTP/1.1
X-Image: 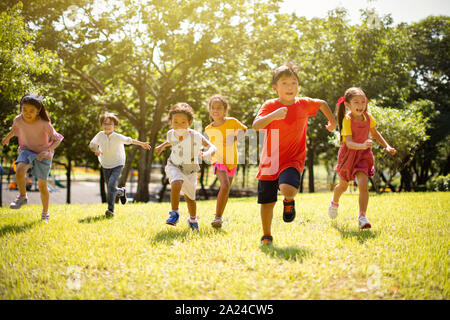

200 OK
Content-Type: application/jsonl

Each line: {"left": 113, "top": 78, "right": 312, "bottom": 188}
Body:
{"left": 167, "top": 129, "right": 206, "bottom": 172}
{"left": 89, "top": 131, "right": 132, "bottom": 168}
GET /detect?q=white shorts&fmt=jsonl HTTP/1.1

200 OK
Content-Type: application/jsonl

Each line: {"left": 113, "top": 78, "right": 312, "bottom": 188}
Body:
{"left": 165, "top": 162, "right": 198, "bottom": 200}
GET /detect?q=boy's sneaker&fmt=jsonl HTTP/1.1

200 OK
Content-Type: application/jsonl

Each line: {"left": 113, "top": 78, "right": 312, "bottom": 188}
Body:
{"left": 10, "top": 196, "right": 27, "bottom": 209}
{"left": 41, "top": 213, "right": 50, "bottom": 223}
{"left": 188, "top": 217, "right": 199, "bottom": 231}
{"left": 260, "top": 235, "right": 273, "bottom": 246}
{"left": 166, "top": 210, "right": 179, "bottom": 226}
{"left": 211, "top": 217, "right": 223, "bottom": 229}
{"left": 105, "top": 210, "right": 114, "bottom": 218}
{"left": 283, "top": 200, "right": 296, "bottom": 223}
{"left": 328, "top": 201, "right": 339, "bottom": 219}
{"left": 120, "top": 188, "right": 127, "bottom": 205}
{"left": 358, "top": 215, "right": 372, "bottom": 229}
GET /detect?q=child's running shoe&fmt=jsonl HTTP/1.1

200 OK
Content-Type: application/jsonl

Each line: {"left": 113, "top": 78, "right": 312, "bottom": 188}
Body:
{"left": 358, "top": 215, "right": 372, "bottom": 229}
{"left": 166, "top": 210, "right": 179, "bottom": 226}
{"left": 119, "top": 188, "right": 127, "bottom": 205}
{"left": 188, "top": 217, "right": 199, "bottom": 230}
{"left": 282, "top": 199, "right": 296, "bottom": 223}
{"left": 211, "top": 217, "right": 223, "bottom": 229}
{"left": 328, "top": 201, "right": 339, "bottom": 219}
{"left": 10, "top": 195, "right": 27, "bottom": 209}
{"left": 260, "top": 235, "right": 273, "bottom": 245}
{"left": 41, "top": 212, "right": 49, "bottom": 223}
{"left": 105, "top": 210, "right": 114, "bottom": 218}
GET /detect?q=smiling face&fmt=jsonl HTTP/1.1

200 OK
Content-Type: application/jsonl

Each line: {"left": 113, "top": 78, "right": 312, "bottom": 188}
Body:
{"left": 273, "top": 75, "right": 299, "bottom": 105}
{"left": 345, "top": 95, "right": 367, "bottom": 118}
{"left": 171, "top": 112, "right": 192, "bottom": 133}
{"left": 209, "top": 100, "right": 227, "bottom": 123}
{"left": 21, "top": 103, "right": 40, "bottom": 123}
{"left": 101, "top": 119, "right": 117, "bottom": 135}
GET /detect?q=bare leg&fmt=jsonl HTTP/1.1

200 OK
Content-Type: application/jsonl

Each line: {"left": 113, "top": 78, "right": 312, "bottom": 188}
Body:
{"left": 170, "top": 180, "right": 183, "bottom": 211}
{"left": 15, "top": 162, "right": 30, "bottom": 197}
{"left": 333, "top": 179, "right": 349, "bottom": 203}
{"left": 356, "top": 172, "right": 369, "bottom": 213}
{"left": 260, "top": 202, "right": 276, "bottom": 236}
{"left": 279, "top": 183, "right": 298, "bottom": 201}
{"left": 38, "top": 179, "right": 50, "bottom": 213}
{"left": 184, "top": 194, "right": 197, "bottom": 219}
{"left": 215, "top": 170, "right": 233, "bottom": 218}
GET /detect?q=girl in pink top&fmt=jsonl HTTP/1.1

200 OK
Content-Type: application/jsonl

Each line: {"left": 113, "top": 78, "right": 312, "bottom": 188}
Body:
{"left": 1, "top": 93, "right": 63, "bottom": 222}
{"left": 329, "top": 87, "right": 396, "bottom": 229}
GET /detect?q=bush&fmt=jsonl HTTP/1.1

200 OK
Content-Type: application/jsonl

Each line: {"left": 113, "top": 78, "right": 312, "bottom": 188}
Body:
{"left": 426, "top": 174, "right": 450, "bottom": 191}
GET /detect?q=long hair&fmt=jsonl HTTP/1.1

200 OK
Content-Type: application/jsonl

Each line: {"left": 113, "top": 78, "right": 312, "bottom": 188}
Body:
{"left": 336, "top": 87, "right": 367, "bottom": 142}
{"left": 20, "top": 93, "right": 50, "bottom": 122}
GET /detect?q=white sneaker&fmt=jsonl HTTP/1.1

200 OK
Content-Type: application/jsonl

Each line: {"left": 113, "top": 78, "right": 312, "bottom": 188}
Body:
{"left": 41, "top": 213, "right": 50, "bottom": 223}
{"left": 358, "top": 215, "right": 371, "bottom": 229}
{"left": 10, "top": 196, "right": 27, "bottom": 209}
{"left": 328, "top": 202, "right": 338, "bottom": 219}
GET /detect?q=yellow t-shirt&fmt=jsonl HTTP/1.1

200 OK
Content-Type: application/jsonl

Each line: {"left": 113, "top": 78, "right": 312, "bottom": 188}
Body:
{"left": 205, "top": 117, "right": 247, "bottom": 170}
{"left": 341, "top": 113, "right": 376, "bottom": 142}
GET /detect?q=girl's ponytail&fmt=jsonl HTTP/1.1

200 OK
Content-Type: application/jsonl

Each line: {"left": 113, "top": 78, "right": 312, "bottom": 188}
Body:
{"left": 336, "top": 87, "right": 368, "bottom": 143}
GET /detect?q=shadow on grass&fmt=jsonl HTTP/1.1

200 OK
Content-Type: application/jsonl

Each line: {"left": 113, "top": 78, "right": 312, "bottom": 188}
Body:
{"left": 260, "top": 245, "right": 312, "bottom": 262}
{"left": 78, "top": 215, "right": 110, "bottom": 224}
{"left": 0, "top": 221, "right": 39, "bottom": 238}
{"left": 153, "top": 227, "right": 216, "bottom": 245}
{"left": 332, "top": 222, "right": 378, "bottom": 244}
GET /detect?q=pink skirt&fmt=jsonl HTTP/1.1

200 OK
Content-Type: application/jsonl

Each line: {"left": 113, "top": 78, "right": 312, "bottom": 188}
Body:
{"left": 212, "top": 163, "right": 237, "bottom": 177}
{"left": 334, "top": 144, "right": 375, "bottom": 182}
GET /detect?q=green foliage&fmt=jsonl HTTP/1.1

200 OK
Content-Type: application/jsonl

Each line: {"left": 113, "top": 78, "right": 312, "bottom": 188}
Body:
{"left": 370, "top": 101, "right": 430, "bottom": 181}
{"left": 427, "top": 174, "right": 450, "bottom": 191}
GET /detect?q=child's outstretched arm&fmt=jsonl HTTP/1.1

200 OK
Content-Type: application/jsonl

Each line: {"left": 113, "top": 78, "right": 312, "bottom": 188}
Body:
{"left": 319, "top": 101, "right": 337, "bottom": 131}
{"left": 370, "top": 127, "right": 397, "bottom": 155}
{"left": 155, "top": 141, "right": 171, "bottom": 155}
{"left": 200, "top": 137, "right": 217, "bottom": 161}
{"left": 132, "top": 139, "right": 151, "bottom": 150}
{"left": 252, "top": 107, "right": 288, "bottom": 131}
{"left": 1, "top": 129, "right": 15, "bottom": 146}
{"left": 345, "top": 136, "right": 373, "bottom": 150}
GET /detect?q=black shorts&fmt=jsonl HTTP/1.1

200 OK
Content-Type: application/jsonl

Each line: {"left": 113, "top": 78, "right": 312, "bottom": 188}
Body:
{"left": 257, "top": 167, "right": 301, "bottom": 204}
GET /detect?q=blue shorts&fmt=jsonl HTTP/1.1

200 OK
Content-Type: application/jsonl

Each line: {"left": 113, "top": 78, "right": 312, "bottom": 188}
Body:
{"left": 257, "top": 167, "right": 301, "bottom": 204}
{"left": 16, "top": 149, "right": 52, "bottom": 181}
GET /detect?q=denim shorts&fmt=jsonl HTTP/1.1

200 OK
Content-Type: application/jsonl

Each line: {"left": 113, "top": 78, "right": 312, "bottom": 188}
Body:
{"left": 257, "top": 167, "right": 301, "bottom": 204}
{"left": 16, "top": 149, "right": 52, "bottom": 181}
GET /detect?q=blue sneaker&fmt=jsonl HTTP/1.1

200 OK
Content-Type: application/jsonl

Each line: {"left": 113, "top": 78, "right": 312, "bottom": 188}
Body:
{"left": 188, "top": 217, "right": 199, "bottom": 231}
{"left": 166, "top": 210, "right": 179, "bottom": 226}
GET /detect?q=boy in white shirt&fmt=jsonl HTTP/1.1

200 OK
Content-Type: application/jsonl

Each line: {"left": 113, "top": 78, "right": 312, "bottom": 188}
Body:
{"left": 89, "top": 113, "right": 151, "bottom": 217}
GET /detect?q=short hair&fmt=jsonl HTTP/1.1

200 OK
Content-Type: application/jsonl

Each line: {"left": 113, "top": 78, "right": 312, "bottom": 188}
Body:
{"left": 168, "top": 102, "right": 194, "bottom": 122}
{"left": 272, "top": 62, "right": 299, "bottom": 85}
{"left": 99, "top": 112, "right": 119, "bottom": 126}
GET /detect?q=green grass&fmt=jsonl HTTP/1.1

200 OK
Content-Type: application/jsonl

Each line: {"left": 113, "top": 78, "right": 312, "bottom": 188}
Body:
{"left": 0, "top": 192, "right": 448, "bottom": 299}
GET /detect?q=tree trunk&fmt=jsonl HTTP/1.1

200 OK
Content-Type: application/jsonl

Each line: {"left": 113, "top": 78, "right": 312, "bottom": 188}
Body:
{"left": 66, "top": 157, "right": 72, "bottom": 204}
{"left": 299, "top": 170, "right": 305, "bottom": 193}
{"left": 118, "top": 145, "right": 138, "bottom": 188}
{"left": 400, "top": 166, "right": 413, "bottom": 192}
{"left": 307, "top": 151, "right": 315, "bottom": 193}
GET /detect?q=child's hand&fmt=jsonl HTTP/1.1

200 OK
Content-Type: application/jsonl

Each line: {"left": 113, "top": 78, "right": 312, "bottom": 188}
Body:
{"left": 94, "top": 150, "right": 102, "bottom": 157}
{"left": 141, "top": 142, "right": 151, "bottom": 150}
{"left": 200, "top": 151, "right": 212, "bottom": 162}
{"left": 325, "top": 121, "right": 336, "bottom": 132}
{"left": 37, "top": 150, "right": 52, "bottom": 161}
{"left": 363, "top": 139, "right": 373, "bottom": 149}
{"left": 271, "top": 107, "right": 288, "bottom": 121}
{"left": 1, "top": 137, "right": 10, "bottom": 146}
{"left": 155, "top": 144, "right": 166, "bottom": 156}
{"left": 386, "top": 146, "right": 397, "bottom": 155}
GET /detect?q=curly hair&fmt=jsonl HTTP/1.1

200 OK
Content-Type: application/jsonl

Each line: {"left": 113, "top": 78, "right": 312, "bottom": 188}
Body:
{"left": 168, "top": 102, "right": 194, "bottom": 122}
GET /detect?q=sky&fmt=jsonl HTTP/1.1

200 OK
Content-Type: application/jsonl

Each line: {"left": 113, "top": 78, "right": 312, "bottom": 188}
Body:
{"left": 280, "top": 0, "right": 450, "bottom": 24}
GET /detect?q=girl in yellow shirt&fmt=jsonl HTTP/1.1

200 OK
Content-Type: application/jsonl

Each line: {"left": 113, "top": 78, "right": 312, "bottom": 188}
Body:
{"left": 205, "top": 94, "right": 247, "bottom": 229}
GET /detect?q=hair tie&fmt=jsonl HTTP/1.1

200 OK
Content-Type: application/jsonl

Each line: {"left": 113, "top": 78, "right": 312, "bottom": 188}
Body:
{"left": 337, "top": 96, "right": 345, "bottom": 105}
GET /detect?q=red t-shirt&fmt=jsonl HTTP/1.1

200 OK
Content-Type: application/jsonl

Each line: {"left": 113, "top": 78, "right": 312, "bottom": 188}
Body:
{"left": 256, "top": 98, "right": 322, "bottom": 180}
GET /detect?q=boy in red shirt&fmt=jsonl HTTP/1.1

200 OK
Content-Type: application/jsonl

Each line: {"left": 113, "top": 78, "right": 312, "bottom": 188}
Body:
{"left": 252, "top": 62, "right": 337, "bottom": 245}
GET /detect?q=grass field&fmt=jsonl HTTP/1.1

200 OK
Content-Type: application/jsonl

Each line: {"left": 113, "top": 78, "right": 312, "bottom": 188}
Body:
{"left": 0, "top": 192, "right": 448, "bottom": 300}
